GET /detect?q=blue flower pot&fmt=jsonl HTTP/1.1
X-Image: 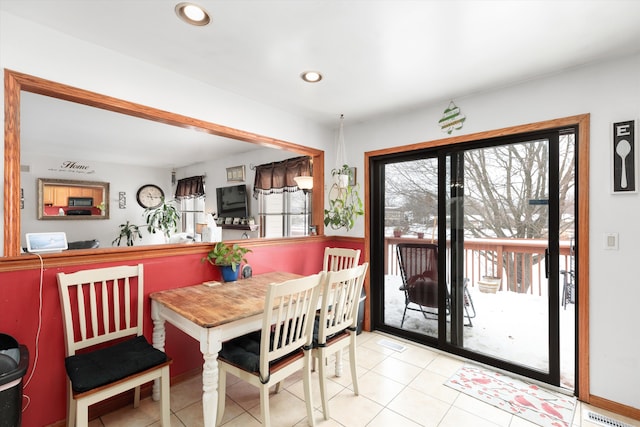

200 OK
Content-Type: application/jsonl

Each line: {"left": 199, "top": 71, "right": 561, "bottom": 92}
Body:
{"left": 220, "top": 265, "right": 240, "bottom": 282}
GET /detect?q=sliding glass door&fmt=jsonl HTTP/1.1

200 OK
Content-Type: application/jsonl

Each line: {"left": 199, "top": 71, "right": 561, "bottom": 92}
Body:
{"left": 371, "top": 128, "right": 576, "bottom": 388}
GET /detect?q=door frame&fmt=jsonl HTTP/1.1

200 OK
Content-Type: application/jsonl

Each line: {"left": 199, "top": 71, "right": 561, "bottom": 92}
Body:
{"left": 362, "top": 114, "right": 590, "bottom": 400}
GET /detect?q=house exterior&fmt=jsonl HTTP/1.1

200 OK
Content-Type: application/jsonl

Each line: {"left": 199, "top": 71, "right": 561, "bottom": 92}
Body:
{"left": 1, "top": 8, "right": 639, "bottom": 426}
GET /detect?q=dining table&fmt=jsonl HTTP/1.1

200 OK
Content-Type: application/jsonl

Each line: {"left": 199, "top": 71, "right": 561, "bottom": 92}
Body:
{"left": 149, "top": 271, "right": 306, "bottom": 427}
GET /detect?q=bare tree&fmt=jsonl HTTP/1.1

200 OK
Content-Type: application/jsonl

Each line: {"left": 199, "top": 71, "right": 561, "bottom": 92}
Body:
{"left": 384, "top": 135, "right": 575, "bottom": 292}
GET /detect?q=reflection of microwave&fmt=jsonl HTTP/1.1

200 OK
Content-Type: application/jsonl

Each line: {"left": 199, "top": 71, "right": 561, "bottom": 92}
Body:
{"left": 68, "top": 197, "right": 94, "bottom": 207}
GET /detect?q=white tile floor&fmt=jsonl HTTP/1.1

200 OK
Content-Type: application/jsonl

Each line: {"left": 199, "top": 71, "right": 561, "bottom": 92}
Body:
{"left": 89, "top": 332, "right": 639, "bottom": 427}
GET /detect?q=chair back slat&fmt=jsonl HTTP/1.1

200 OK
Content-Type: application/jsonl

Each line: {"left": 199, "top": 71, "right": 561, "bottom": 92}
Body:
{"left": 101, "top": 280, "right": 109, "bottom": 335}
{"left": 77, "top": 284, "right": 87, "bottom": 341}
{"left": 318, "top": 263, "right": 368, "bottom": 343}
{"left": 260, "top": 272, "right": 324, "bottom": 375}
{"left": 57, "top": 264, "right": 144, "bottom": 356}
{"left": 89, "top": 281, "right": 98, "bottom": 340}
{"left": 323, "top": 247, "right": 361, "bottom": 272}
{"left": 397, "top": 243, "right": 438, "bottom": 282}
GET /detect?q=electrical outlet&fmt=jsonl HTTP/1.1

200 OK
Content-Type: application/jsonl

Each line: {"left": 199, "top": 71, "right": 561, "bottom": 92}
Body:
{"left": 604, "top": 233, "right": 619, "bottom": 250}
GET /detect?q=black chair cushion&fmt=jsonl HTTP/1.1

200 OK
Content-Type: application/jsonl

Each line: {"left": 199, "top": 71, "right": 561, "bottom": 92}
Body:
{"left": 219, "top": 325, "right": 304, "bottom": 373}
{"left": 219, "top": 331, "right": 261, "bottom": 372}
{"left": 65, "top": 336, "right": 167, "bottom": 393}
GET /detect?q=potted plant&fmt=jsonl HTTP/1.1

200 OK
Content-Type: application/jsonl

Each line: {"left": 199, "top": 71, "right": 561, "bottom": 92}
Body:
{"left": 332, "top": 164, "right": 351, "bottom": 188}
{"left": 478, "top": 275, "right": 502, "bottom": 293}
{"left": 324, "top": 165, "right": 364, "bottom": 231}
{"left": 393, "top": 227, "right": 403, "bottom": 237}
{"left": 144, "top": 198, "right": 180, "bottom": 240}
{"left": 202, "top": 242, "right": 252, "bottom": 282}
{"left": 112, "top": 221, "right": 142, "bottom": 246}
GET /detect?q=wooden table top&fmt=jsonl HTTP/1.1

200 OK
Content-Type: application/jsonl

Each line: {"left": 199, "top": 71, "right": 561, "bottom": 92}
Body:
{"left": 150, "top": 271, "right": 301, "bottom": 328}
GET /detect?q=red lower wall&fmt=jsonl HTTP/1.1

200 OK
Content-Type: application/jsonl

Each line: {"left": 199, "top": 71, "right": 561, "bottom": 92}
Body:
{"left": 0, "top": 238, "right": 362, "bottom": 427}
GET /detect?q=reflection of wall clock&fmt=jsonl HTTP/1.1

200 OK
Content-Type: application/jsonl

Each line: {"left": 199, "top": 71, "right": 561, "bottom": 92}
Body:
{"left": 136, "top": 184, "right": 164, "bottom": 209}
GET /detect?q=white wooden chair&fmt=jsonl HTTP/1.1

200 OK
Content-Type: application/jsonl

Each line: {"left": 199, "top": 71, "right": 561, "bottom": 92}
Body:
{"left": 216, "top": 272, "right": 324, "bottom": 427}
{"left": 313, "top": 263, "right": 368, "bottom": 420}
{"left": 322, "top": 247, "right": 361, "bottom": 272}
{"left": 315, "top": 247, "right": 362, "bottom": 371}
{"left": 57, "top": 264, "right": 171, "bottom": 427}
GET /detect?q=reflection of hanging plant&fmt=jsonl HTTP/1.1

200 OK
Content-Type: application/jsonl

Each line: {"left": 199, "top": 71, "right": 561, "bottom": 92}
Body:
{"left": 324, "top": 166, "right": 363, "bottom": 231}
{"left": 144, "top": 198, "right": 180, "bottom": 239}
{"left": 112, "top": 221, "right": 142, "bottom": 247}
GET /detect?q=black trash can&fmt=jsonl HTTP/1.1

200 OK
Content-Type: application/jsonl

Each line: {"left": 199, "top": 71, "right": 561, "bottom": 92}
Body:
{"left": 0, "top": 334, "right": 29, "bottom": 427}
{"left": 357, "top": 288, "right": 366, "bottom": 335}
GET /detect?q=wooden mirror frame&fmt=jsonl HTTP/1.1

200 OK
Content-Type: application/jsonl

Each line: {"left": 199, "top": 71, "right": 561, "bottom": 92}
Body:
{"left": 37, "top": 178, "right": 110, "bottom": 220}
{"left": 4, "top": 69, "right": 325, "bottom": 257}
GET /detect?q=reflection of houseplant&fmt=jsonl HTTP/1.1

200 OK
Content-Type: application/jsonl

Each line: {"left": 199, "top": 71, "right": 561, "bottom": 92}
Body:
{"left": 202, "top": 242, "right": 252, "bottom": 282}
{"left": 112, "top": 221, "right": 142, "bottom": 246}
{"left": 324, "top": 165, "right": 364, "bottom": 231}
{"left": 144, "top": 198, "right": 180, "bottom": 239}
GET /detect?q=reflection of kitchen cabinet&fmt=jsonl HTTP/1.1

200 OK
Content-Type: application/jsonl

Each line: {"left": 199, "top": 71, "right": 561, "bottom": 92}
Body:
{"left": 54, "top": 186, "right": 70, "bottom": 206}
{"left": 46, "top": 185, "right": 104, "bottom": 206}
{"left": 43, "top": 186, "right": 54, "bottom": 205}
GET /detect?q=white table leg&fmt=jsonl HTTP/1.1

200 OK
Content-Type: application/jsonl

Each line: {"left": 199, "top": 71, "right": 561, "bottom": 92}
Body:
{"left": 201, "top": 352, "right": 218, "bottom": 427}
{"left": 151, "top": 301, "right": 166, "bottom": 401}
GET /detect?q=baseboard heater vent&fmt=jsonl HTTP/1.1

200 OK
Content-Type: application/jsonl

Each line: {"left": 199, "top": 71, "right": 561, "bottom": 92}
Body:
{"left": 586, "top": 411, "right": 634, "bottom": 427}
{"left": 377, "top": 339, "right": 406, "bottom": 352}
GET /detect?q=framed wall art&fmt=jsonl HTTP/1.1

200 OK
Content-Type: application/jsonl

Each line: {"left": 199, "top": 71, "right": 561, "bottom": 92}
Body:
{"left": 226, "top": 165, "right": 246, "bottom": 182}
{"left": 349, "top": 167, "right": 357, "bottom": 186}
{"left": 612, "top": 120, "right": 636, "bottom": 193}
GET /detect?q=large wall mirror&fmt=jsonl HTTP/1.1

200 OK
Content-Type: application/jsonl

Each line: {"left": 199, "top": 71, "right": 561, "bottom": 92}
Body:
{"left": 37, "top": 178, "right": 109, "bottom": 220}
{"left": 4, "top": 70, "right": 324, "bottom": 257}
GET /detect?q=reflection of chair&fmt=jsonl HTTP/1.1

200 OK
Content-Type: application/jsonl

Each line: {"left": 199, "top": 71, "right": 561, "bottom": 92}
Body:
{"left": 397, "top": 243, "right": 475, "bottom": 327}
{"left": 322, "top": 247, "right": 361, "bottom": 272}
{"left": 313, "top": 263, "right": 368, "bottom": 420}
{"left": 216, "top": 273, "right": 324, "bottom": 427}
{"left": 57, "top": 264, "right": 171, "bottom": 427}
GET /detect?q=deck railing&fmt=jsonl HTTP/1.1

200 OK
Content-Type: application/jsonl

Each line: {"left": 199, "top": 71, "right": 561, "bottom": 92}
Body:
{"left": 384, "top": 237, "right": 573, "bottom": 296}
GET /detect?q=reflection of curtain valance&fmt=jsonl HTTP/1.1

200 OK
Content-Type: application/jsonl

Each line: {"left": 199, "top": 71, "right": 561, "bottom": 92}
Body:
{"left": 253, "top": 156, "right": 311, "bottom": 198}
{"left": 175, "top": 175, "right": 205, "bottom": 199}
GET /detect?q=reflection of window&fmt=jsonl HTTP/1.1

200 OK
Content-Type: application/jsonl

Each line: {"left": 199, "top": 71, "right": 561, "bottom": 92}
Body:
{"left": 180, "top": 196, "right": 205, "bottom": 236}
{"left": 175, "top": 175, "right": 206, "bottom": 236}
{"left": 253, "top": 156, "right": 312, "bottom": 237}
{"left": 258, "top": 191, "right": 307, "bottom": 238}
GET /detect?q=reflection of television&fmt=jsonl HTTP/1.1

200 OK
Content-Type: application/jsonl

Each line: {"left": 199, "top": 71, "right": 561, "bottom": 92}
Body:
{"left": 216, "top": 184, "right": 249, "bottom": 218}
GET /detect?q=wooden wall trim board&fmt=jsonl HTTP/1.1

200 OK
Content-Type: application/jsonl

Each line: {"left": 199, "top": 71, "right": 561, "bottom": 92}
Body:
{"left": 363, "top": 114, "right": 591, "bottom": 402}
{"left": 589, "top": 395, "right": 640, "bottom": 423}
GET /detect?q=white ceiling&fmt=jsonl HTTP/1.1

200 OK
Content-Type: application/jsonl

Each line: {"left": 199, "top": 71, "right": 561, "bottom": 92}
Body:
{"left": 4, "top": 0, "right": 640, "bottom": 167}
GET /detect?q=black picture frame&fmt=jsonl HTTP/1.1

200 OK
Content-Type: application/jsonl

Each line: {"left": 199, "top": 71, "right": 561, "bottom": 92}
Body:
{"left": 612, "top": 120, "right": 636, "bottom": 193}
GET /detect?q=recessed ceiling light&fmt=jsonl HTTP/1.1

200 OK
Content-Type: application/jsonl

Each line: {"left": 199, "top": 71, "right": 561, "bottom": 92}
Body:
{"left": 175, "top": 2, "right": 211, "bottom": 26}
{"left": 301, "top": 71, "right": 323, "bottom": 83}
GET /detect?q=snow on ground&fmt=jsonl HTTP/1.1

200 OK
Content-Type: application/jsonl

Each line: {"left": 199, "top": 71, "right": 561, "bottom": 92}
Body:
{"left": 383, "top": 275, "right": 575, "bottom": 389}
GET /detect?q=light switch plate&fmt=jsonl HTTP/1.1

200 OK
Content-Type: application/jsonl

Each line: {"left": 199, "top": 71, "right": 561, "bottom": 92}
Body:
{"left": 604, "top": 232, "right": 619, "bottom": 250}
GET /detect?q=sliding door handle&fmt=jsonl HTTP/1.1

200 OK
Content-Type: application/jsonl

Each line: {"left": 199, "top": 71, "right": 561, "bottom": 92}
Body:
{"left": 545, "top": 248, "right": 550, "bottom": 279}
